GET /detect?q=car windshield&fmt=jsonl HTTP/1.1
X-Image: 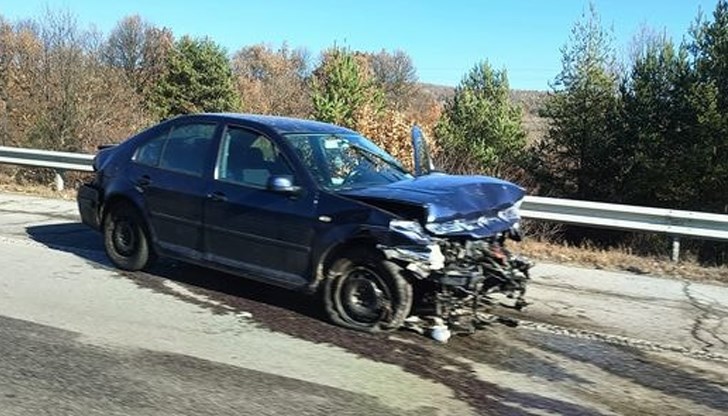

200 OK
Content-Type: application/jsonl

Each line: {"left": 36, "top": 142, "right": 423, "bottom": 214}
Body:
{"left": 284, "top": 133, "right": 412, "bottom": 190}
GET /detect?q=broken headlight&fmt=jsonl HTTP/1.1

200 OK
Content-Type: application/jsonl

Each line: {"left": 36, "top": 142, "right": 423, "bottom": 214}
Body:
{"left": 497, "top": 198, "right": 522, "bottom": 222}
{"left": 389, "top": 219, "right": 431, "bottom": 244}
{"left": 425, "top": 199, "right": 523, "bottom": 236}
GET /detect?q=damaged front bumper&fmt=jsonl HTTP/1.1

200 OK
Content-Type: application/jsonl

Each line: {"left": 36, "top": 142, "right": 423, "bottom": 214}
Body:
{"left": 380, "top": 239, "right": 531, "bottom": 296}
{"left": 379, "top": 234, "right": 532, "bottom": 332}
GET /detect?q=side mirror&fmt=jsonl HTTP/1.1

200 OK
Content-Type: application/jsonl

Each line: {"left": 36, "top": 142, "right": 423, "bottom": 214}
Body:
{"left": 267, "top": 175, "right": 302, "bottom": 195}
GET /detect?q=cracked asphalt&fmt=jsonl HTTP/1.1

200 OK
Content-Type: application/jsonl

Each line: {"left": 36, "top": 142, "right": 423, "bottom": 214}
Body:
{"left": 0, "top": 193, "right": 727, "bottom": 415}
{"left": 683, "top": 281, "right": 728, "bottom": 350}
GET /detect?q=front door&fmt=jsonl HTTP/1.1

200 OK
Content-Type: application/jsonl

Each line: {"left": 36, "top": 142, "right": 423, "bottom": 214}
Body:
{"left": 203, "top": 125, "right": 316, "bottom": 288}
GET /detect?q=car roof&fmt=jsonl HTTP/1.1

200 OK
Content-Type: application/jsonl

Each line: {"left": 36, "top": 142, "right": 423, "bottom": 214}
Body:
{"left": 195, "top": 113, "right": 357, "bottom": 135}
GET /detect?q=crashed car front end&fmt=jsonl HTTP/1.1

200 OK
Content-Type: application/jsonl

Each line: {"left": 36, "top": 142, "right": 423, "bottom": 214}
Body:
{"left": 358, "top": 178, "right": 532, "bottom": 331}
{"left": 381, "top": 214, "right": 530, "bottom": 322}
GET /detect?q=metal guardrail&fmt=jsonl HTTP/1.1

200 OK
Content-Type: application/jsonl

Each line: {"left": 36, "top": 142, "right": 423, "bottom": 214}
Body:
{"left": 1, "top": 145, "right": 727, "bottom": 261}
{"left": 0, "top": 146, "right": 94, "bottom": 191}
{"left": 521, "top": 196, "right": 728, "bottom": 261}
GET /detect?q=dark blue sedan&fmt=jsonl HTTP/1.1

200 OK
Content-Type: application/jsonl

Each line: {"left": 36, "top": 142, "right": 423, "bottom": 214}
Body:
{"left": 78, "top": 114, "right": 530, "bottom": 332}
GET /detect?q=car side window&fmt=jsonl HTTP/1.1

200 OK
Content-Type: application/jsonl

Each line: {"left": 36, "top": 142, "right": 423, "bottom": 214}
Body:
{"left": 157, "top": 123, "right": 217, "bottom": 176}
{"left": 216, "top": 126, "right": 293, "bottom": 187}
{"left": 133, "top": 131, "right": 168, "bottom": 167}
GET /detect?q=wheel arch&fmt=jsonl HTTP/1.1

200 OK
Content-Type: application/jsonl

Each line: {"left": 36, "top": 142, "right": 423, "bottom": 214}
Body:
{"left": 308, "top": 220, "right": 423, "bottom": 293}
{"left": 308, "top": 235, "right": 381, "bottom": 294}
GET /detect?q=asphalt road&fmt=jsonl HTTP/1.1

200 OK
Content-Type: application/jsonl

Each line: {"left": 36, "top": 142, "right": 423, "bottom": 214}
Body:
{"left": 0, "top": 192, "right": 727, "bottom": 415}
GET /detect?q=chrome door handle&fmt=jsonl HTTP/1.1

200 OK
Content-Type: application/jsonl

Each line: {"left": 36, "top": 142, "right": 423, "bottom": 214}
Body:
{"left": 207, "top": 192, "right": 228, "bottom": 202}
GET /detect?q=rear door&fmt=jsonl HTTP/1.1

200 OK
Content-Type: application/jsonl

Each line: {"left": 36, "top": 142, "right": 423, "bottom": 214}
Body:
{"left": 128, "top": 121, "right": 219, "bottom": 258}
{"left": 203, "top": 124, "right": 317, "bottom": 288}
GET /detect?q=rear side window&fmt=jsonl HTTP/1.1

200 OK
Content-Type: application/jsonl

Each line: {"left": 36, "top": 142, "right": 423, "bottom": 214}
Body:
{"left": 134, "top": 122, "right": 217, "bottom": 176}
{"left": 134, "top": 133, "right": 167, "bottom": 167}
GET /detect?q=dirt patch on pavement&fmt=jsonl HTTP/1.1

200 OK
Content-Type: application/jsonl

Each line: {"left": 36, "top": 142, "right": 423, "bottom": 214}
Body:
{"left": 121, "top": 261, "right": 608, "bottom": 416}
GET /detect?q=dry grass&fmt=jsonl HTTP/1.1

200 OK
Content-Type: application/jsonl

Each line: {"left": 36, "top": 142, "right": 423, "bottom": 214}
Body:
{"left": 510, "top": 90, "right": 549, "bottom": 144}
{"left": 517, "top": 238, "right": 728, "bottom": 285}
{"left": 0, "top": 181, "right": 77, "bottom": 200}
{"left": 0, "top": 170, "right": 78, "bottom": 200}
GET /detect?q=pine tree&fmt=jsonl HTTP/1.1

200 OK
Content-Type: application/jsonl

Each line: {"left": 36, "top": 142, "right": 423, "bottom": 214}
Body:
{"left": 690, "top": 0, "right": 728, "bottom": 215}
{"left": 150, "top": 36, "right": 240, "bottom": 119}
{"left": 434, "top": 61, "right": 526, "bottom": 175}
{"left": 619, "top": 36, "right": 698, "bottom": 208}
{"left": 533, "top": 4, "right": 622, "bottom": 201}
{"left": 310, "top": 46, "right": 383, "bottom": 129}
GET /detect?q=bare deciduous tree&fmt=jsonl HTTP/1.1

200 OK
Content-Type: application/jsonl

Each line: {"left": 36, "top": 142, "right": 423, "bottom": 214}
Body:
{"left": 232, "top": 43, "right": 312, "bottom": 117}
{"left": 105, "top": 15, "right": 173, "bottom": 95}
{"left": 366, "top": 49, "right": 419, "bottom": 111}
{"left": 0, "top": 9, "right": 150, "bottom": 154}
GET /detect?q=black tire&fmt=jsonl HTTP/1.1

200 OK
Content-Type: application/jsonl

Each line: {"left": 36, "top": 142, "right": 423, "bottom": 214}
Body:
{"left": 103, "top": 202, "right": 154, "bottom": 271}
{"left": 323, "top": 248, "right": 413, "bottom": 332}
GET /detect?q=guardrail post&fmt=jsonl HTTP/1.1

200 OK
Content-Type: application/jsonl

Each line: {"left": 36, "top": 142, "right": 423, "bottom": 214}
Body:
{"left": 53, "top": 169, "right": 65, "bottom": 192}
{"left": 671, "top": 236, "right": 680, "bottom": 262}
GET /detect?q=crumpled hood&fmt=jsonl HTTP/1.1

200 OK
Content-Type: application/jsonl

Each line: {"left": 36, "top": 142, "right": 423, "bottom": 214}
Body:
{"left": 340, "top": 174, "right": 525, "bottom": 237}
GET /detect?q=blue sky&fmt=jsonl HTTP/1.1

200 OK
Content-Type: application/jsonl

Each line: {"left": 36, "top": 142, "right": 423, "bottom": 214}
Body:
{"left": 0, "top": 0, "right": 718, "bottom": 90}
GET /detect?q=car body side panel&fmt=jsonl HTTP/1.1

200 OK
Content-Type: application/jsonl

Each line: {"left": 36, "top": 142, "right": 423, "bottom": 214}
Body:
{"left": 203, "top": 181, "right": 317, "bottom": 278}
{"left": 95, "top": 117, "right": 222, "bottom": 259}
{"left": 303, "top": 192, "right": 413, "bottom": 290}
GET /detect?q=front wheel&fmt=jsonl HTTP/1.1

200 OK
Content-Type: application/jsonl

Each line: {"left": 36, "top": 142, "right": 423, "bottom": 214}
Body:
{"left": 103, "top": 202, "right": 154, "bottom": 271}
{"left": 323, "top": 249, "right": 413, "bottom": 332}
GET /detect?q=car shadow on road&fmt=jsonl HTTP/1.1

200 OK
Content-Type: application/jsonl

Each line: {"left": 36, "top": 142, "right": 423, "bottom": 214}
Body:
{"left": 25, "top": 221, "right": 326, "bottom": 322}
{"left": 26, "top": 222, "right": 110, "bottom": 265}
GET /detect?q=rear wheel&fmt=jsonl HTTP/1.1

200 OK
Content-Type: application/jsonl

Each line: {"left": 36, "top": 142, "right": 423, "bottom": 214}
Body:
{"left": 323, "top": 249, "right": 412, "bottom": 332}
{"left": 103, "top": 202, "right": 154, "bottom": 271}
